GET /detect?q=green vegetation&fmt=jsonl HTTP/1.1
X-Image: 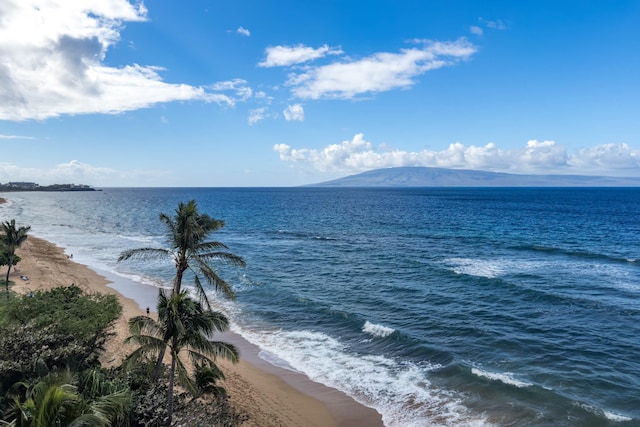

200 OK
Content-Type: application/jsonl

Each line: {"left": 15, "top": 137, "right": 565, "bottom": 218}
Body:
{"left": 1, "top": 203, "right": 247, "bottom": 426}
{"left": 0, "top": 287, "right": 126, "bottom": 426}
{"left": 119, "top": 201, "right": 245, "bottom": 426}
{"left": 0, "top": 285, "right": 246, "bottom": 426}
{"left": 125, "top": 290, "right": 239, "bottom": 425}
{"left": 0, "top": 220, "right": 30, "bottom": 297}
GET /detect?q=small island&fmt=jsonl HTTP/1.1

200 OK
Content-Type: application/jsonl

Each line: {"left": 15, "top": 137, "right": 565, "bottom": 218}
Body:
{"left": 0, "top": 182, "right": 97, "bottom": 192}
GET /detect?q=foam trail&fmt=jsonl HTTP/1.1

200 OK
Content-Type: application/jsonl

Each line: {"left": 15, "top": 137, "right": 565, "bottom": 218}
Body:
{"left": 446, "top": 258, "right": 505, "bottom": 279}
{"left": 603, "top": 411, "right": 632, "bottom": 422}
{"left": 363, "top": 320, "right": 395, "bottom": 338}
{"left": 236, "top": 327, "right": 493, "bottom": 427}
{"left": 471, "top": 368, "right": 533, "bottom": 388}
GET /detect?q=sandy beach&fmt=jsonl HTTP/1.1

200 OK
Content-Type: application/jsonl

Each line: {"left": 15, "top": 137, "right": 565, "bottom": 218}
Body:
{"left": 12, "top": 236, "right": 383, "bottom": 427}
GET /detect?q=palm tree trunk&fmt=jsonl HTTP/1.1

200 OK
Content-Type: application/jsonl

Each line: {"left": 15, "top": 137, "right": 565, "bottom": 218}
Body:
{"left": 152, "top": 345, "right": 166, "bottom": 381}
{"left": 172, "top": 263, "right": 186, "bottom": 296}
{"left": 5, "top": 254, "right": 13, "bottom": 299}
{"left": 167, "top": 352, "right": 176, "bottom": 427}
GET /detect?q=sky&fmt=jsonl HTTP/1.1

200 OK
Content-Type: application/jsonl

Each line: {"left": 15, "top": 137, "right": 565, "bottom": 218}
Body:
{"left": 0, "top": 0, "right": 639, "bottom": 187}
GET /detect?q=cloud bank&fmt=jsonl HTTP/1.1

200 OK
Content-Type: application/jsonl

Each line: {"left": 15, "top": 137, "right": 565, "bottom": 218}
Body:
{"left": 274, "top": 134, "right": 640, "bottom": 177}
{"left": 0, "top": 160, "right": 165, "bottom": 186}
{"left": 0, "top": 0, "right": 234, "bottom": 121}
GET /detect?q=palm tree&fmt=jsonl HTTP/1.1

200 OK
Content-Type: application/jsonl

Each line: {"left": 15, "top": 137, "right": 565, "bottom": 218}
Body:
{"left": 0, "top": 220, "right": 30, "bottom": 297}
{"left": 124, "top": 290, "right": 238, "bottom": 426}
{"left": 118, "top": 200, "right": 245, "bottom": 307}
{"left": 3, "top": 371, "right": 130, "bottom": 427}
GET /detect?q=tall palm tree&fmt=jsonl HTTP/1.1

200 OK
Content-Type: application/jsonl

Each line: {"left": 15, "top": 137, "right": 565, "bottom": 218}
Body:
{"left": 124, "top": 290, "right": 238, "bottom": 426}
{"left": 1, "top": 220, "right": 30, "bottom": 297}
{"left": 118, "top": 200, "right": 245, "bottom": 307}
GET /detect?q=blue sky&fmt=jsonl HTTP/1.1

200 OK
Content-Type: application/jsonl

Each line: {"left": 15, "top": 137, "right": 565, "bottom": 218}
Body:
{"left": 0, "top": 0, "right": 639, "bottom": 186}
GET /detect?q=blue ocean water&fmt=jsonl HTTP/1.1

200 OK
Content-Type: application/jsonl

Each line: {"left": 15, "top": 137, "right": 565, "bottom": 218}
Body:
{"left": 1, "top": 187, "right": 639, "bottom": 426}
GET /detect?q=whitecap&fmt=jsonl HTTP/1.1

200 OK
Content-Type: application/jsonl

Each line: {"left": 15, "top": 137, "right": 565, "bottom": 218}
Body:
{"left": 446, "top": 258, "right": 505, "bottom": 279}
{"left": 234, "top": 326, "right": 493, "bottom": 427}
{"left": 362, "top": 320, "right": 395, "bottom": 338}
{"left": 603, "top": 410, "right": 633, "bottom": 422}
{"left": 471, "top": 368, "right": 533, "bottom": 388}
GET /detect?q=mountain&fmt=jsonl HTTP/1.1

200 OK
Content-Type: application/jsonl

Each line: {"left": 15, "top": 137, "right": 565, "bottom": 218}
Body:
{"left": 309, "top": 167, "right": 640, "bottom": 187}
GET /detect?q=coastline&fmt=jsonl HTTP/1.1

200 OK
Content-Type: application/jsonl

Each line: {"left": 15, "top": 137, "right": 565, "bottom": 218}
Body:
{"left": 13, "top": 236, "right": 383, "bottom": 427}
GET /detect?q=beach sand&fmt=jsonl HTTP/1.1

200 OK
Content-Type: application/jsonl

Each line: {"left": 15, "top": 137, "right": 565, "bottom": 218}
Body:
{"left": 12, "top": 236, "right": 383, "bottom": 427}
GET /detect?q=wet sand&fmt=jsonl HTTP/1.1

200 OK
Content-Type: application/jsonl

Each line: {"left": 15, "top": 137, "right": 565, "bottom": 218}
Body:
{"left": 13, "top": 236, "right": 383, "bottom": 427}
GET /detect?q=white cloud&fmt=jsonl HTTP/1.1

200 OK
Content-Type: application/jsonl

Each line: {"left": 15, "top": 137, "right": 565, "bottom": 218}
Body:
{"left": 283, "top": 104, "right": 304, "bottom": 121}
{"left": 208, "top": 79, "right": 253, "bottom": 105}
{"left": 259, "top": 44, "right": 343, "bottom": 67}
{"left": 569, "top": 143, "right": 640, "bottom": 173}
{"left": 0, "top": 160, "right": 166, "bottom": 186}
{"left": 0, "top": 134, "right": 35, "bottom": 140}
{"left": 479, "top": 18, "right": 507, "bottom": 30}
{"left": 286, "top": 39, "right": 477, "bottom": 100}
{"left": 470, "top": 26, "right": 484, "bottom": 36}
{"left": 274, "top": 134, "right": 640, "bottom": 176}
{"left": 237, "top": 26, "right": 250, "bottom": 37}
{"left": 0, "top": 0, "right": 226, "bottom": 121}
{"left": 248, "top": 107, "right": 267, "bottom": 125}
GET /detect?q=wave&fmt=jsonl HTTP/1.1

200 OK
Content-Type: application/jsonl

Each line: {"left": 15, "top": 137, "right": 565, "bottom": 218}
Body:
{"left": 444, "top": 258, "right": 505, "bottom": 279}
{"left": 275, "top": 229, "right": 338, "bottom": 241}
{"left": 116, "top": 234, "right": 162, "bottom": 244}
{"left": 362, "top": 320, "right": 395, "bottom": 338}
{"left": 443, "top": 257, "right": 637, "bottom": 293}
{"left": 470, "top": 367, "right": 533, "bottom": 388}
{"left": 235, "top": 327, "right": 492, "bottom": 427}
{"left": 603, "top": 411, "right": 633, "bottom": 422}
{"left": 579, "top": 404, "right": 634, "bottom": 423}
{"left": 513, "top": 244, "right": 639, "bottom": 266}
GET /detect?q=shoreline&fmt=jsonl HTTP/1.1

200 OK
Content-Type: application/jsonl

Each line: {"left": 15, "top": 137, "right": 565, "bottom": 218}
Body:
{"left": 13, "top": 236, "right": 383, "bottom": 427}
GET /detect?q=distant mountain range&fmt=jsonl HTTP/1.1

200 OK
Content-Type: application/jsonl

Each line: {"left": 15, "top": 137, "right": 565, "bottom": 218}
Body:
{"left": 310, "top": 167, "right": 640, "bottom": 187}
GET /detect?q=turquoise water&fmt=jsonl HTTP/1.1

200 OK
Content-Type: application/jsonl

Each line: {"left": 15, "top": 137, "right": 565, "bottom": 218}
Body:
{"left": 2, "top": 188, "right": 639, "bottom": 426}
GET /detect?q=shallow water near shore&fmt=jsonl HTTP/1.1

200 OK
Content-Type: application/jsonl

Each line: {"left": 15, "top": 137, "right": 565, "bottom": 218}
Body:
{"left": 2, "top": 187, "right": 639, "bottom": 426}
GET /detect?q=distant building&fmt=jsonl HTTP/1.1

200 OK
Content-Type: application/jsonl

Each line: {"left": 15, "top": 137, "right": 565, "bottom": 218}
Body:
{"left": 6, "top": 182, "right": 39, "bottom": 188}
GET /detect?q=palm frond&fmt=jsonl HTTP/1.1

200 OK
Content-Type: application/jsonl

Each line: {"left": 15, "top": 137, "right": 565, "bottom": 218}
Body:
{"left": 194, "top": 261, "right": 236, "bottom": 300}
{"left": 203, "top": 310, "right": 231, "bottom": 332}
{"left": 208, "top": 341, "right": 240, "bottom": 363}
{"left": 127, "top": 315, "right": 164, "bottom": 338}
{"left": 84, "top": 388, "right": 131, "bottom": 426}
{"left": 174, "top": 356, "right": 198, "bottom": 397}
{"left": 191, "top": 274, "right": 212, "bottom": 310}
{"left": 195, "top": 241, "right": 230, "bottom": 251}
{"left": 117, "top": 247, "right": 171, "bottom": 262}
{"left": 195, "top": 251, "right": 246, "bottom": 268}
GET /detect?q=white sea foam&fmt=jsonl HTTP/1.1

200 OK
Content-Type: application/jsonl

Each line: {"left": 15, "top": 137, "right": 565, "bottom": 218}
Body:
{"left": 471, "top": 368, "right": 533, "bottom": 388}
{"left": 235, "top": 326, "right": 493, "bottom": 427}
{"left": 603, "top": 411, "right": 633, "bottom": 422}
{"left": 580, "top": 404, "right": 634, "bottom": 423}
{"left": 116, "top": 233, "right": 161, "bottom": 244}
{"left": 446, "top": 258, "right": 505, "bottom": 279}
{"left": 362, "top": 320, "right": 395, "bottom": 338}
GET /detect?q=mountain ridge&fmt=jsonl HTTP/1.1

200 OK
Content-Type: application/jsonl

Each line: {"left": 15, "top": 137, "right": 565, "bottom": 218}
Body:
{"left": 309, "top": 167, "right": 640, "bottom": 187}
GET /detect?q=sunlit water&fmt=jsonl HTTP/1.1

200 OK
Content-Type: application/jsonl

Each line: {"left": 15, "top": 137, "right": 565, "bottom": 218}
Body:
{"left": 2, "top": 187, "right": 639, "bottom": 426}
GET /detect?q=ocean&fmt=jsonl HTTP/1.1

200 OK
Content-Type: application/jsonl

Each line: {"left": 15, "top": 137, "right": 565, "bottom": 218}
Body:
{"left": 1, "top": 187, "right": 639, "bottom": 426}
